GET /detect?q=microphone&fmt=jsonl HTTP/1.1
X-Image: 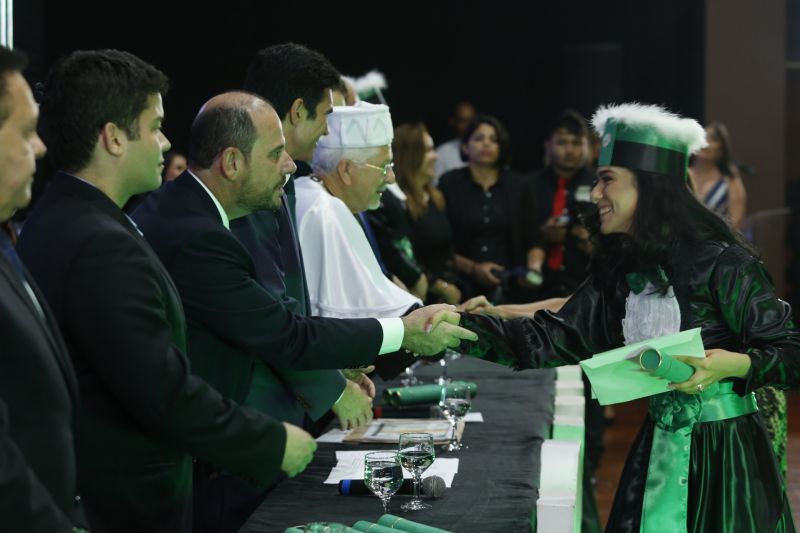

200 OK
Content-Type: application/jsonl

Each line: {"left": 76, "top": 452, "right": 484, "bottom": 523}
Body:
{"left": 338, "top": 475, "right": 446, "bottom": 499}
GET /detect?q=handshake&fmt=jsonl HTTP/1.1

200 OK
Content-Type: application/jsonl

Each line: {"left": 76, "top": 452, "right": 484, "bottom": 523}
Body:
{"left": 399, "top": 303, "right": 478, "bottom": 356}
{"left": 281, "top": 304, "right": 478, "bottom": 479}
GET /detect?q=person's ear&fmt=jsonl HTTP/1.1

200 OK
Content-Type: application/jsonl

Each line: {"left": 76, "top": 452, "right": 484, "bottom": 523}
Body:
{"left": 338, "top": 159, "right": 354, "bottom": 186}
{"left": 99, "top": 122, "right": 126, "bottom": 157}
{"left": 288, "top": 98, "right": 305, "bottom": 126}
{"left": 219, "top": 147, "right": 244, "bottom": 181}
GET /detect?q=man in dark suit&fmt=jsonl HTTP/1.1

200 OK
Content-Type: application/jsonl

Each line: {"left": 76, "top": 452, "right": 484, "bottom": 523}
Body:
{"left": 133, "top": 91, "right": 477, "bottom": 533}
{"left": 232, "top": 44, "right": 373, "bottom": 442}
{"left": 0, "top": 45, "right": 84, "bottom": 533}
{"left": 17, "top": 49, "right": 316, "bottom": 533}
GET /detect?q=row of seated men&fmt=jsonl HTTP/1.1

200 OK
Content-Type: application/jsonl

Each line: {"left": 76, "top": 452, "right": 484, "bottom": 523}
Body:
{"left": 1, "top": 43, "right": 478, "bottom": 533}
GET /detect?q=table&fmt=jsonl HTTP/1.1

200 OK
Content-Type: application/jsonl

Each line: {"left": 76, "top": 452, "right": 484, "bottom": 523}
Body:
{"left": 240, "top": 357, "right": 555, "bottom": 533}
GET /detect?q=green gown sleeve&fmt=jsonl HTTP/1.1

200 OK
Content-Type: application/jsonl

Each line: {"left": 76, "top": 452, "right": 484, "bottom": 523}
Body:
{"left": 711, "top": 246, "right": 800, "bottom": 392}
{"left": 458, "top": 275, "right": 622, "bottom": 369}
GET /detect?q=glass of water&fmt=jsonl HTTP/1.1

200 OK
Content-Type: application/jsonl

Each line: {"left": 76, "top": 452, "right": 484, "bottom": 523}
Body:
{"left": 398, "top": 432, "right": 435, "bottom": 511}
{"left": 440, "top": 382, "right": 471, "bottom": 451}
{"left": 363, "top": 451, "right": 403, "bottom": 514}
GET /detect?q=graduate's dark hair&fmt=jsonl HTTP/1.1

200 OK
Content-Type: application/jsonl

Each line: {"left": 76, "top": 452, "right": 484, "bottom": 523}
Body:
{"left": 587, "top": 169, "right": 756, "bottom": 290}
{"left": 38, "top": 49, "right": 169, "bottom": 173}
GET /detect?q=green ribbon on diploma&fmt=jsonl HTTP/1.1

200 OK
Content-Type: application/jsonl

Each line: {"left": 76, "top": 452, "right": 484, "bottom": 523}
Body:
{"left": 640, "top": 381, "right": 757, "bottom": 532}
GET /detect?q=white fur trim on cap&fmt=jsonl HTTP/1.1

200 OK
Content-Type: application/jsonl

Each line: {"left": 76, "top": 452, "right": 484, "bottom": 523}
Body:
{"left": 591, "top": 102, "right": 708, "bottom": 154}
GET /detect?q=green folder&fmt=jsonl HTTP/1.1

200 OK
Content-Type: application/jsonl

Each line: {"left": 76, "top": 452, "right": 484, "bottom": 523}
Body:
{"left": 377, "top": 514, "right": 453, "bottom": 532}
{"left": 578, "top": 328, "right": 705, "bottom": 405}
{"left": 382, "top": 382, "right": 478, "bottom": 407}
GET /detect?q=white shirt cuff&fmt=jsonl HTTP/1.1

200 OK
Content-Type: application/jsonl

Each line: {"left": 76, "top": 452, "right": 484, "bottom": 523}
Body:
{"left": 377, "top": 317, "right": 404, "bottom": 354}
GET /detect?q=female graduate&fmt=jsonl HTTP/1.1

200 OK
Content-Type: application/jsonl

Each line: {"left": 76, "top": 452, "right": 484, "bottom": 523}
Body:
{"left": 458, "top": 103, "right": 799, "bottom": 532}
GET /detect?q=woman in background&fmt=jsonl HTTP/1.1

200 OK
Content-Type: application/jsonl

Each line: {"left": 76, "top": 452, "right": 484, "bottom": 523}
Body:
{"left": 438, "top": 115, "right": 539, "bottom": 302}
{"left": 393, "top": 123, "right": 462, "bottom": 304}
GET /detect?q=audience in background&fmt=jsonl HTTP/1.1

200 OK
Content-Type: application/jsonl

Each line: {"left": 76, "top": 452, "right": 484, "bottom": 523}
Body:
{"left": 162, "top": 150, "right": 187, "bottom": 182}
{"left": 439, "top": 115, "right": 538, "bottom": 303}
{"left": 394, "top": 123, "right": 462, "bottom": 304}
{"left": 434, "top": 100, "right": 476, "bottom": 180}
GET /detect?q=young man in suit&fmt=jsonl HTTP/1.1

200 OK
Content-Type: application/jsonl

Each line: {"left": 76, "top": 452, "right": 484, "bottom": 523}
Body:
{"left": 0, "top": 45, "right": 84, "bottom": 533}
{"left": 133, "top": 91, "right": 477, "bottom": 533}
{"left": 232, "top": 43, "right": 374, "bottom": 443}
{"left": 17, "top": 49, "right": 316, "bottom": 533}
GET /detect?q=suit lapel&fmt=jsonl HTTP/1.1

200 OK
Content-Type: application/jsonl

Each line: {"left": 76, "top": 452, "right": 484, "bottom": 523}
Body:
{"left": 0, "top": 256, "right": 79, "bottom": 407}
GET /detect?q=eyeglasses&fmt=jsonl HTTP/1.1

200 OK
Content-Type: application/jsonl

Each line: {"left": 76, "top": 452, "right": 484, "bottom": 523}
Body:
{"left": 358, "top": 161, "right": 395, "bottom": 177}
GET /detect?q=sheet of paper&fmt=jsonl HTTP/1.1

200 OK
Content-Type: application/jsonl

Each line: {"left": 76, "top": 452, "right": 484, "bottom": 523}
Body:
{"left": 463, "top": 412, "right": 484, "bottom": 423}
{"left": 324, "top": 450, "right": 459, "bottom": 487}
{"left": 315, "top": 428, "right": 351, "bottom": 443}
{"left": 579, "top": 328, "right": 705, "bottom": 405}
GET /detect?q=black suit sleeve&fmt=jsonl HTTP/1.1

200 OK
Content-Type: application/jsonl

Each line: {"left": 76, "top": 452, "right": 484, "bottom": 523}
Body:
{"left": 170, "top": 228, "right": 384, "bottom": 370}
{"left": 0, "top": 399, "right": 74, "bottom": 533}
{"left": 63, "top": 232, "right": 286, "bottom": 488}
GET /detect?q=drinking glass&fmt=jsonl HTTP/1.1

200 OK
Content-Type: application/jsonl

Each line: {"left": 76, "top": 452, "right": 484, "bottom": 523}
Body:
{"left": 398, "top": 432, "right": 436, "bottom": 511}
{"left": 363, "top": 451, "right": 403, "bottom": 513}
{"left": 439, "top": 382, "right": 471, "bottom": 451}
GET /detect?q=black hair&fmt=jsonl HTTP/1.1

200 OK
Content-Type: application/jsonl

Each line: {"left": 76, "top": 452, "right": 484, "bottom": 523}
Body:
{"left": 37, "top": 49, "right": 169, "bottom": 173}
{"left": 0, "top": 46, "right": 27, "bottom": 126}
{"left": 188, "top": 105, "right": 257, "bottom": 170}
{"left": 244, "top": 43, "right": 340, "bottom": 120}
{"left": 459, "top": 114, "right": 512, "bottom": 169}
{"left": 546, "top": 109, "right": 589, "bottom": 139}
{"left": 588, "top": 170, "right": 755, "bottom": 292}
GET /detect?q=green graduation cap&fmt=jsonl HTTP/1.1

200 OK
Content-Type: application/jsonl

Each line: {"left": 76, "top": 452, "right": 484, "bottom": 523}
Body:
{"left": 592, "top": 103, "right": 708, "bottom": 180}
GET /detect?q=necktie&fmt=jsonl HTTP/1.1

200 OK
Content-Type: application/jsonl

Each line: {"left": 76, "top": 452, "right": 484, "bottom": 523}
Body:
{"left": 358, "top": 212, "right": 388, "bottom": 275}
{"left": 0, "top": 230, "right": 25, "bottom": 281}
{"left": 547, "top": 177, "right": 569, "bottom": 271}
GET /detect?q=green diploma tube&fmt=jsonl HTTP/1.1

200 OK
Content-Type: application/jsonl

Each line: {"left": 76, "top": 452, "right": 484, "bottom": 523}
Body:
{"left": 382, "top": 382, "right": 478, "bottom": 407}
{"left": 638, "top": 347, "right": 695, "bottom": 383}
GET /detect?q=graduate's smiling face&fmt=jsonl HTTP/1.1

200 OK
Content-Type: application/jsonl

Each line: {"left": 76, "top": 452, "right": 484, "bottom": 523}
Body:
{"left": 591, "top": 166, "right": 638, "bottom": 235}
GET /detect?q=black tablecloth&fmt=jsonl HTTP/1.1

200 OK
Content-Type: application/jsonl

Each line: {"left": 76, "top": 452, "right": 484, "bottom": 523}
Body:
{"left": 240, "top": 357, "right": 555, "bottom": 533}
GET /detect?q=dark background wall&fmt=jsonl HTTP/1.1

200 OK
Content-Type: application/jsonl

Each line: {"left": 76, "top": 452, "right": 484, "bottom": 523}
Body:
{"left": 17, "top": 0, "right": 704, "bottom": 173}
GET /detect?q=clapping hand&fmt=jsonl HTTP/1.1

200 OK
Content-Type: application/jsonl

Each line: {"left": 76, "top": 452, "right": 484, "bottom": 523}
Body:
{"left": 332, "top": 379, "right": 373, "bottom": 430}
{"left": 342, "top": 366, "right": 376, "bottom": 398}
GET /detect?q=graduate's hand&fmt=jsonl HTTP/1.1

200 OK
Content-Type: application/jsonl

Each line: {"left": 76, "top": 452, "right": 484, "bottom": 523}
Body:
{"left": 458, "top": 295, "right": 492, "bottom": 313}
{"left": 332, "top": 380, "right": 374, "bottom": 429}
{"left": 281, "top": 422, "right": 317, "bottom": 477}
{"left": 342, "top": 366, "right": 376, "bottom": 398}
{"left": 669, "top": 349, "right": 752, "bottom": 395}
{"left": 401, "top": 304, "right": 478, "bottom": 355}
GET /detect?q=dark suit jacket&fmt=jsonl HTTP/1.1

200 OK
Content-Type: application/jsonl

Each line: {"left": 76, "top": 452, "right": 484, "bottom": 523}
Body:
{"left": 0, "top": 244, "right": 79, "bottom": 532}
{"left": 132, "top": 171, "right": 383, "bottom": 406}
{"left": 17, "top": 173, "right": 287, "bottom": 533}
{"left": 231, "top": 182, "right": 345, "bottom": 426}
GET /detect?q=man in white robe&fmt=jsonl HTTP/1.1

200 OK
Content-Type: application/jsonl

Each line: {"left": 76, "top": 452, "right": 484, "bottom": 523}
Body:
{"left": 295, "top": 102, "right": 421, "bottom": 319}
